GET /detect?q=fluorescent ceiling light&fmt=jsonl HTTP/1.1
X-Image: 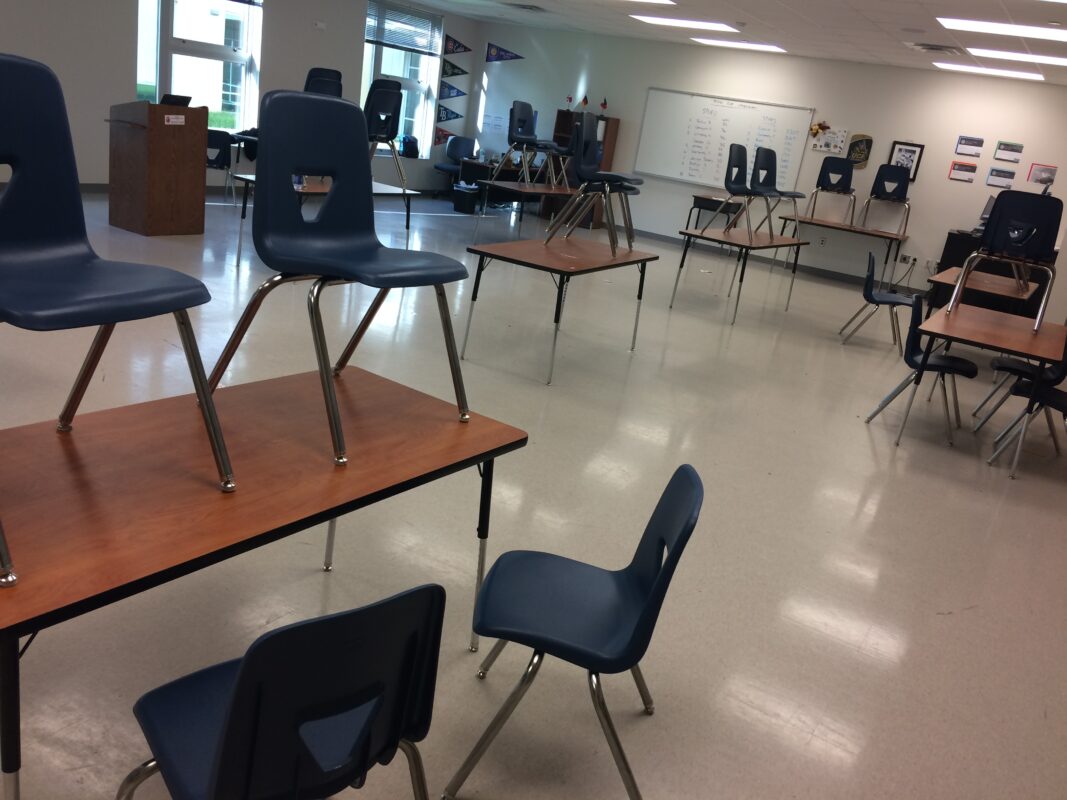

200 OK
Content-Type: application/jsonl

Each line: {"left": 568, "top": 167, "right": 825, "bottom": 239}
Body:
{"left": 934, "top": 61, "right": 1044, "bottom": 80}
{"left": 938, "top": 17, "right": 1067, "bottom": 43}
{"left": 623, "top": 0, "right": 676, "bottom": 4}
{"left": 968, "top": 46, "right": 1067, "bottom": 67}
{"left": 630, "top": 15, "right": 738, "bottom": 32}
{"left": 692, "top": 37, "right": 786, "bottom": 52}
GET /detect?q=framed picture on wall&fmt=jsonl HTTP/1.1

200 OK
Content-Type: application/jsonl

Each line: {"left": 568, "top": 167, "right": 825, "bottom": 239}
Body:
{"left": 888, "top": 140, "right": 925, "bottom": 182}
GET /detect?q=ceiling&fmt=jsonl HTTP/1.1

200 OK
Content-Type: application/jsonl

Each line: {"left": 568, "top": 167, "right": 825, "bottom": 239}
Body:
{"left": 414, "top": 0, "right": 1067, "bottom": 86}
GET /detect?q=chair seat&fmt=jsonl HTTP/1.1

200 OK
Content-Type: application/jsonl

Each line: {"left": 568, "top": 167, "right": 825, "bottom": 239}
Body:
{"left": 927, "top": 353, "right": 978, "bottom": 379}
{"left": 870, "top": 289, "right": 913, "bottom": 307}
{"left": 434, "top": 163, "right": 460, "bottom": 176}
{"left": 871, "top": 194, "right": 909, "bottom": 203}
{"left": 749, "top": 186, "right": 780, "bottom": 198}
{"left": 819, "top": 187, "right": 855, "bottom": 195}
{"left": 593, "top": 171, "right": 642, "bottom": 186}
{"left": 267, "top": 244, "right": 468, "bottom": 288}
{"left": 778, "top": 190, "right": 805, "bottom": 199}
{"left": 474, "top": 550, "right": 648, "bottom": 674}
{"left": 991, "top": 356, "right": 1041, "bottom": 378}
{"left": 0, "top": 257, "right": 210, "bottom": 331}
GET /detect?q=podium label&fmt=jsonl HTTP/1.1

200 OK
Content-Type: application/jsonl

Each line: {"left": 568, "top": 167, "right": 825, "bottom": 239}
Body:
{"left": 164, "top": 115, "right": 186, "bottom": 125}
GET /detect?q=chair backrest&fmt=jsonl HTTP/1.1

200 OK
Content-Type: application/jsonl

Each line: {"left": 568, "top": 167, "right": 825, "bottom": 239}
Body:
{"left": 210, "top": 584, "right": 445, "bottom": 799}
{"left": 206, "top": 129, "right": 233, "bottom": 169}
{"left": 860, "top": 251, "right": 877, "bottom": 304}
{"left": 253, "top": 90, "right": 378, "bottom": 273}
{"left": 902, "top": 294, "right": 926, "bottom": 370}
{"left": 304, "top": 67, "right": 341, "bottom": 91}
{"left": 445, "top": 135, "right": 476, "bottom": 163}
{"left": 751, "top": 147, "right": 779, "bottom": 193}
{"left": 870, "top": 164, "right": 909, "bottom": 202}
{"left": 0, "top": 53, "right": 93, "bottom": 263}
{"left": 816, "top": 156, "right": 854, "bottom": 193}
{"left": 508, "top": 101, "right": 538, "bottom": 146}
{"left": 981, "top": 189, "right": 1062, "bottom": 263}
{"left": 306, "top": 77, "right": 343, "bottom": 97}
{"left": 724, "top": 144, "right": 749, "bottom": 195}
{"left": 621, "top": 464, "right": 704, "bottom": 667}
{"left": 571, "top": 111, "right": 603, "bottom": 182}
{"left": 364, "top": 83, "right": 403, "bottom": 142}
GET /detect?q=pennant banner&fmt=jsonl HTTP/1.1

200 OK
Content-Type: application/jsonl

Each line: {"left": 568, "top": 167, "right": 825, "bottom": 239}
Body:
{"left": 437, "top": 105, "right": 463, "bottom": 123}
{"left": 434, "top": 126, "right": 453, "bottom": 146}
{"left": 439, "top": 80, "right": 467, "bottom": 100}
{"left": 442, "top": 59, "right": 468, "bottom": 78}
{"left": 486, "top": 42, "right": 523, "bottom": 62}
{"left": 444, "top": 35, "right": 471, "bottom": 54}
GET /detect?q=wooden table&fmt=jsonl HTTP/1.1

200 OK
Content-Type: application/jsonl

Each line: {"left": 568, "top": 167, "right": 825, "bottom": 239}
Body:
{"left": 672, "top": 228, "right": 809, "bottom": 325}
{"left": 928, "top": 266, "right": 1039, "bottom": 302}
{"left": 686, "top": 193, "right": 743, "bottom": 230}
{"left": 0, "top": 369, "right": 527, "bottom": 795}
{"left": 462, "top": 239, "right": 659, "bottom": 384}
{"left": 233, "top": 173, "right": 417, "bottom": 229}
{"left": 778, "top": 213, "right": 906, "bottom": 270}
{"left": 474, "top": 180, "right": 577, "bottom": 239}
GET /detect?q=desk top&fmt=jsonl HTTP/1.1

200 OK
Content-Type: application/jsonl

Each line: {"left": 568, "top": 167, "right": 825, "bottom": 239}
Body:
{"left": 778, "top": 214, "right": 906, "bottom": 242}
{"left": 928, "top": 267, "right": 1039, "bottom": 301}
{"left": 468, "top": 239, "right": 659, "bottom": 275}
{"left": 232, "top": 174, "right": 415, "bottom": 196}
{"left": 920, "top": 305, "right": 1067, "bottom": 362}
{"left": 679, "top": 228, "right": 809, "bottom": 251}
{"left": 477, "top": 180, "right": 577, "bottom": 198}
{"left": 0, "top": 369, "right": 526, "bottom": 636}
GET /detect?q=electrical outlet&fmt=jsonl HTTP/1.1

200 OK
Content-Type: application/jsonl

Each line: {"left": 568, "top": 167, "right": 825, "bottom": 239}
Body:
{"left": 817, "top": 236, "right": 827, "bottom": 247}
{"left": 899, "top": 253, "right": 910, "bottom": 262}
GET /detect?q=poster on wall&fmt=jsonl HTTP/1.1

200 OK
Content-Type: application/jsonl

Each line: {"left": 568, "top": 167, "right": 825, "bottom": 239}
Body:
{"left": 1028, "top": 162, "right": 1058, "bottom": 186}
{"left": 986, "top": 167, "right": 1015, "bottom": 189}
{"left": 486, "top": 43, "right": 524, "bottom": 62}
{"left": 437, "top": 106, "right": 463, "bottom": 122}
{"left": 440, "top": 81, "right": 467, "bottom": 100}
{"left": 811, "top": 128, "right": 848, "bottom": 154}
{"left": 444, "top": 35, "right": 471, "bottom": 54}
{"left": 434, "top": 126, "right": 453, "bottom": 146}
{"left": 955, "top": 135, "right": 984, "bottom": 157}
{"left": 888, "top": 140, "right": 925, "bottom": 181}
{"left": 949, "top": 161, "right": 978, "bottom": 182}
{"left": 847, "top": 134, "right": 873, "bottom": 168}
{"left": 994, "top": 141, "right": 1024, "bottom": 163}
{"left": 442, "top": 59, "right": 468, "bottom": 78}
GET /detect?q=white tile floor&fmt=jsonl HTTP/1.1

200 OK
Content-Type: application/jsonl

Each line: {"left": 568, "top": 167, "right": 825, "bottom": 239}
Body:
{"left": 1, "top": 194, "right": 1065, "bottom": 799}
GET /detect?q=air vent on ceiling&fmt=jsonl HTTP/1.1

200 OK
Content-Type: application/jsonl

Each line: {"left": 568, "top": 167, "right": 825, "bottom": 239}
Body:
{"left": 502, "top": 3, "right": 548, "bottom": 11}
{"left": 904, "top": 42, "right": 964, "bottom": 56}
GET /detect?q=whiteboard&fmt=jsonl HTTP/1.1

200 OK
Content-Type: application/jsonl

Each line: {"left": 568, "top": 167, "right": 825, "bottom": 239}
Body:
{"left": 634, "top": 88, "right": 814, "bottom": 191}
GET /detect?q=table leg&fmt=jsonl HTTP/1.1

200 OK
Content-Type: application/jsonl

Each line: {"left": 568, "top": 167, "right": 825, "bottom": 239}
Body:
{"left": 785, "top": 244, "right": 801, "bottom": 312}
{"left": 240, "top": 179, "right": 251, "bottom": 220}
{"left": 470, "top": 459, "right": 494, "bottom": 652}
{"left": 461, "top": 256, "right": 488, "bottom": 360}
{"left": 669, "top": 236, "right": 692, "bottom": 309}
{"left": 472, "top": 184, "right": 490, "bottom": 243}
{"left": 322, "top": 517, "right": 337, "bottom": 572}
{"left": 895, "top": 338, "right": 935, "bottom": 446}
{"left": 547, "top": 275, "right": 569, "bottom": 385}
{"left": 0, "top": 635, "right": 19, "bottom": 800}
{"left": 731, "top": 249, "right": 750, "bottom": 325}
{"left": 631, "top": 263, "right": 646, "bottom": 352}
{"left": 727, "top": 249, "right": 742, "bottom": 298}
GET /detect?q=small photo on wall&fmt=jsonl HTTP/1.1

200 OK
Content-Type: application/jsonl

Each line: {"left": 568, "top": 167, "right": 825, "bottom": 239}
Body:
{"left": 956, "top": 135, "right": 984, "bottom": 157}
{"left": 949, "top": 161, "right": 978, "bottom": 182}
{"left": 986, "top": 167, "right": 1015, "bottom": 189}
{"left": 888, "top": 140, "right": 924, "bottom": 181}
{"left": 1028, "top": 163, "right": 1058, "bottom": 186}
{"left": 994, "top": 141, "right": 1024, "bottom": 163}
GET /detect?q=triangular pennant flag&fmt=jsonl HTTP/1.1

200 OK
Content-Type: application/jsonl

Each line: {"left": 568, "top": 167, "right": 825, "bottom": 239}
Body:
{"left": 434, "top": 126, "right": 453, "bottom": 146}
{"left": 439, "top": 80, "right": 467, "bottom": 100}
{"left": 437, "top": 105, "right": 463, "bottom": 122}
{"left": 486, "top": 43, "right": 524, "bottom": 62}
{"left": 442, "top": 59, "right": 468, "bottom": 78}
{"left": 444, "top": 35, "right": 471, "bottom": 54}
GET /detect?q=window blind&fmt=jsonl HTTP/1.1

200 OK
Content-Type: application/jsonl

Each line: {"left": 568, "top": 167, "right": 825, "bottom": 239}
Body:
{"left": 365, "top": 1, "right": 444, "bottom": 57}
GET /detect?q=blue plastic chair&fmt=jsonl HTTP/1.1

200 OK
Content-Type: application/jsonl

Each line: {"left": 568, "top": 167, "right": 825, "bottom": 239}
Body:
{"left": 304, "top": 67, "right": 342, "bottom": 96}
{"left": 807, "top": 155, "right": 856, "bottom": 224}
{"left": 115, "top": 584, "right": 446, "bottom": 800}
{"left": 443, "top": 465, "right": 704, "bottom": 800}
{"left": 365, "top": 78, "right": 406, "bottom": 188}
{"left": 207, "top": 90, "right": 470, "bottom": 465}
{"left": 865, "top": 295, "right": 978, "bottom": 447}
{"left": 839, "top": 252, "right": 915, "bottom": 354}
{"left": 434, "top": 135, "right": 476, "bottom": 184}
{"left": 0, "top": 53, "right": 235, "bottom": 492}
{"left": 206, "top": 128, "right": 236, "bottom": 204}
{"left": 714, "top": 143, "right": 763, "bottom": 241}
{"left": 490, "top": 100, "right": 561, "bottom": 184}
{"left": 751, "top": 146, "right": 806, "bottom": 247}
{"left": 859, "top": 163, "right": 910, "bottom": 236}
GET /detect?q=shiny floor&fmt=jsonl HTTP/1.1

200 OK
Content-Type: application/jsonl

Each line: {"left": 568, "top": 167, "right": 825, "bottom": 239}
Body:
{"left": 2, "top": 194, "right": 1066, "bottom": 799}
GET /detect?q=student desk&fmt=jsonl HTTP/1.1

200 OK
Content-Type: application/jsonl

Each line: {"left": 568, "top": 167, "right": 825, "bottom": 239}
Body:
{"left": 672, "top": 229, "right": 809, "bottom": 325}
{"left": 462, "top": 239, "right": 658, "bottom": 384}
{"left": 0, "top": 369, "right": 527, "bottom": 797}
{"left": 686, "top": 193, "right": 743, "bottom": 230}
{"left": 928, "top": 267, "right": 1039, "bottom": 306}
{"left": 777, "top": 214, "right": 906, "bottom": 268}
{"left": 233, "top": 174, "right": 417, "bottom": 229}
{"left": 474, "top": 180, "right": 577, "bottom": 239}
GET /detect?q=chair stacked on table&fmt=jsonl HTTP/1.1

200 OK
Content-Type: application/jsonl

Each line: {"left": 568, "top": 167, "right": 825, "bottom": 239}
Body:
{"left": 304, "top": 66, "right": 343, "bottom": 97}
{"left": 859, "top": 163, "right": 910, "bottom": 237}
{"left": 715, "top": 144, "right": 805, "bottom": 243}
{"left": 491, "top": 100, "right": 564, "bottom": 185}
{"left": 806, "top": 155, "right": 856, "bottom": 224}
{"left": 365, "top": 78, "right": 407, "bottom": 189}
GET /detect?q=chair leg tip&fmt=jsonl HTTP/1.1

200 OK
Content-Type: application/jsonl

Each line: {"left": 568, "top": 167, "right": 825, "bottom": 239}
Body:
{"left": 476, "top": 670, "right": 487, "bottom": 679}
{"left": 56, "top": 422, "right": 72, "bottom": 433}
{"left": 643, "top": 705, "right": 655, "bottom": 716}
{"left": 333, "top": 455, "right": 348, "bottom": 466}
{"left": 468, "top": 645, "right": 479, "bottom": 653}
{"left": 459, "top": 412, "right": 471, "bottom": 423}
{"left": 220, "top": 479, "right": 237, "bottom": 493}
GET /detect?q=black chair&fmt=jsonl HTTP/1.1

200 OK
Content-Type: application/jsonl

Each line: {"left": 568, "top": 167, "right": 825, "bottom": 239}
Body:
{"left": 865, "top": 295, "right": 978, "bottom": 446}
{"left": 859, "top": 163, "right": 910, "bottom": 236}
{"left": 365, "top": 78, "right": 406, "bottom": 189}
{"left": 115, "top": 584, "right": 446, "bottom": 800}
{"left": 715, "top": 143, "right": 762, "bottom": 241}
{"left": 839, "top": 252, "right": 915, "bottom": 354}
{"left": 970, "top": 354, "right": 1058, "bottom": 434}
{"left": 806, "top": 155, "right": 856, "bottom": 224}
{"left": 304, "top": 66, "right": 342, "bottom": 96}
{"left": 0, "top": 53, "right": 235, "bottom": 492}
{"left": 490, "top": 100, "right": 560, "bottom": 184}
{"left": 207, "top": 90, "right": 470, "bottom": 465}
{"left": 443, "top": 466, "right": 704, "bottom": 800}
{"left": 205, "top": 128, "right": 235, "bottom": 204}
{"left": 434, "top": 135, "right": 476, "bottom": 184}
{"left": 946, "top": 190, "right": 1062, "bottom": 331}
{"left": 750, "top": 146, "right": 806, "bottom": 242}
{"left": 543, "top": 111, "right": 642, "bottom": 255}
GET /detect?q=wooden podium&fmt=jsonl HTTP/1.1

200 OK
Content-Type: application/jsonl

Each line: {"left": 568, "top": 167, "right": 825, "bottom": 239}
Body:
{"left": 108, "top": 101, "right": 207, "bottom": 236}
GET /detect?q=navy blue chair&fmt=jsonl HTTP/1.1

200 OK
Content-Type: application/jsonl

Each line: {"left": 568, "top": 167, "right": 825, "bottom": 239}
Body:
{"left": 865, "top": 295, "right": 978, "bottom": 446}
{"left": 946, "top": 190, "right": 1061, "bottom": 331}
{"left": 365, "top": 78, "right": 406, "bottom": 189}
{"left": 839, "top": 252, "right": 915, "bottom": 354}
{"left": 544, "top": 111, "right": 642, "bottom": 255}
{"left": 207, "top": 90, "right": 470, "bottom": 465}
{"left": 490, "top": 100, "right": 560, "bottom": 184}
{"left": 443, "top": 465, "right": 704, "bottom": 800}
{"left": 859, "top": 163, "right": 910, "bottom": 237}
{"left": 0, "top": 53, "right": 235, "bottom": 492}
{"left": 751, "top": 146, "right": 806, "bottom": 246}
{"left": 115, "top": 584, "right": 446, "bottom": 800}
{"left": 715, "top": 143, "right": 762, "bottom": 241}
{"left": 434, "top": 135, "right": 476, "bottom": 184}
{"left": 304, "top": 67, "right": 342, "bottom": 96}
{"left": 205, "top": 128, "right": 236, "bottom": 204}
{"left": 807, "top": 155, "right": 856, "bottom": 224}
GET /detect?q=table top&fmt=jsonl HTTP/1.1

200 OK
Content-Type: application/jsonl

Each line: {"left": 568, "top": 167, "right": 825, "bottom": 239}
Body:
{"left": 928, "top": 266, "right": 1039, "bottom": 300}
{"left": 0, "top": 369, "right": 527, "bottom": 636}
{"left": 778, "top": 214, "right": 906, "bottom": 242}
{"left": 920, "top": 305, "right": 1067, "bottom": 362}
{"left": 679, "top": 228, "right": 809, "bottom": 251}
{"left": 233, "top": 174, "right": 415, "bottom": 196}
{"left": 477, "top": 180, "right": 577, "bottom": 198}
{"left": 468, "top": 239, "right": 659, "bottom": 275}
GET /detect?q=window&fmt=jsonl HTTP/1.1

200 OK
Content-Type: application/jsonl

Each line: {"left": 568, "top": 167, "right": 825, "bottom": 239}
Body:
{"left": 137, "top": 0, "right": 263, "bottom": 131}
{"left": 362, "top": 1, "right": 444, "bottom": 158}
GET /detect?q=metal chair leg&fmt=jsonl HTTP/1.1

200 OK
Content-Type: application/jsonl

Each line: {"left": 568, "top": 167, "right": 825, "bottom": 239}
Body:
{"left": 322, "top": 517, "right": 337, "bottom": 572}
{"left": 115, "top": 758, "right": 159, "bottom": 800}
{"left": 972, "top": 372, "right": 1013, "bottom": 417}
{"left": 1046, "top": 406, "right": 1062, "bottom": 455}
{"left": 442, "top": 650, "right": 544, "bottom": 800}
{"left": 866, "top": 371, "right": 917, "bottom": 424}
{"left": 1009, "top": 407, "right": 1036, "bottom": 479}
{"left": 894, "top": 379, "right": 922, "bottom": 446}
{"left": 630, "top": 665, "right": 654, "bottom": 715}
{"left": 434, "top": 284, "right": 471, "bottom": 422}
{"left": 840, "top": 306, "right": 878, "bottom": 345}
{"left": 950, "top": 374, "right": 962, "bottom": 428}
{"left": 994, "top": 406, "right": 1029, "bottom": 446}
{"left": 891, "top": 308, "right": 903, "bottom": 356}
{"left": 938, "top": 375, "right": 954, "bottom": 446}
{"left": 476, "top": 639, "right": 508, "bottom": 679}
{"left": 545, "top": 183, "right": 588, "bottom": 242}
{"left": 589, "top": 672, "right": 643, "bottom": 800}
{"left": 988, "top": 411, "right": 1029, "bottom": 465}
{"left": 973, "top": 383, "right": 1014, "bottom": 433}
{"left": 333, "top": 288, "right": 391, "bottom": 375}
{"left": 307, "top": 278, "right": 348, "bottom": 465}
{"left": 57, "top": 323, "right": 116, "bottom": 431}
{"left": 398, "top": 740, "right": 430, "bottom": 800}
{"left": 838, "top": 304, "right": 870, "bottom": 336}
{"left": 564, "top": 193, "right": 599, "bottom": 238}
